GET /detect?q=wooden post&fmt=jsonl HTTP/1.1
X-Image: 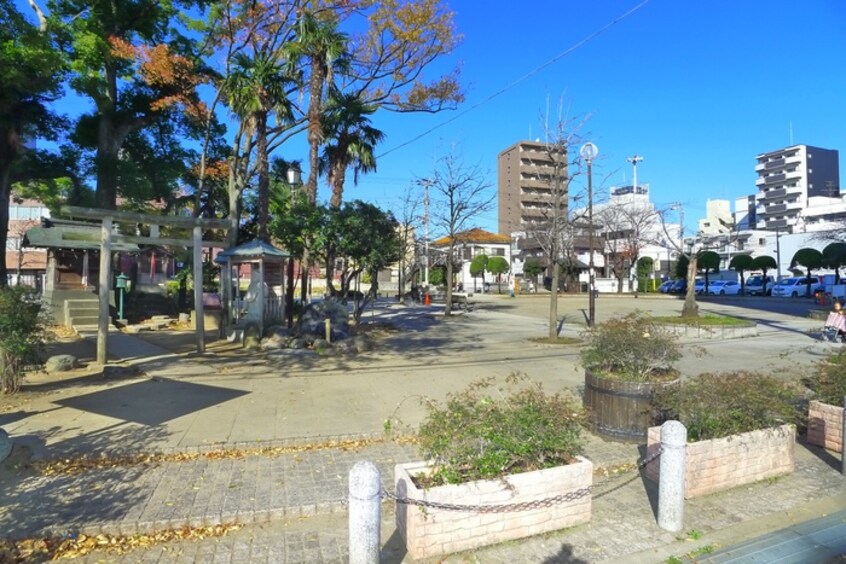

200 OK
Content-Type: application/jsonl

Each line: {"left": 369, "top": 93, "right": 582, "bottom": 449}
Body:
{"left": 193, "top": 225, "right": 205, "bottom": 353}
{"left": 97, "top": 218, "right": 112, "bottom": 365}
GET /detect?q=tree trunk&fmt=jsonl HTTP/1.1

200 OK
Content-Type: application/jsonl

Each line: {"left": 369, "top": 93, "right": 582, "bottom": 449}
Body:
{"left": 256, "top": 110, "right": 269, "bottom": 242}
{"left": 445, "top": 244, "right": 454, "bottom": 316}
{"left": 682, "top": 256, "right": 699, "bottom": 317}
{"left": 548, "top": 263, "right": 559, "bottom": 338}
{"left": 0, "top": 165, "right": 11, "bottom": 288}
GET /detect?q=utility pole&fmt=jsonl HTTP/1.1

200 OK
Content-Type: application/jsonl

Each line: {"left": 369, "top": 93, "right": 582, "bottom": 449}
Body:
{"left": 418, "top": 179, "right": 432, "bottom": 290}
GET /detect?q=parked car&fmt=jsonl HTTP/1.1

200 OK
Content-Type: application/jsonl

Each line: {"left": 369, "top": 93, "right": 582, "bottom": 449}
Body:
{"left": 693, "top": 279, "right": 707, "bottom": 294}
{"left": 707, "top": 280, "right": 742, "bottom": 296}
{"left": 770, "top": 276, "right": 824, "bottom": 298}
{"left": 668, "top": 279, "right": 687, "bottom": 294}
{"left": 745, "top": 275, "right": 775, "bottom": 296}
{"left": 658, "top": 279, "right": 675, "bottom": 293}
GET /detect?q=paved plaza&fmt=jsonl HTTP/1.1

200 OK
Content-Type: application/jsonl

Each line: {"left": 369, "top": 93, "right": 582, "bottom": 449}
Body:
{"left": 1, "top": 293, "right": 845, "bottom": 562}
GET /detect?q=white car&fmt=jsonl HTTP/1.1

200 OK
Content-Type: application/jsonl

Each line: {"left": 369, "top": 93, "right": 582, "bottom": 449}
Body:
{"left": 745, "top": 275, "right": 775, "bottom": 296}
{"left": 770, "top": 276, "right": 824, "bottom": 298}
{"left": 707, "top": 280, "right": 742, "bottom": 296}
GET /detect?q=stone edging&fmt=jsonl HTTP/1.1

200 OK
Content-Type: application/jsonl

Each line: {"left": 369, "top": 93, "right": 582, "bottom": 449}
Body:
{"left": 656, "top": 322, "right": 758, "bottom": 339}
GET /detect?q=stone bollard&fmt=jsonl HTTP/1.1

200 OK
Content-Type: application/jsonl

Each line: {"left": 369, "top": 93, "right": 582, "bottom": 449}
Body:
{"left": 349, "top": 460, "right": 381, "bottom": 564}
{"left": 658, "top": 420, "right": 687, "bottom": 532}
{"left": 842, "top": 396, "right": 846, "bottom": 476}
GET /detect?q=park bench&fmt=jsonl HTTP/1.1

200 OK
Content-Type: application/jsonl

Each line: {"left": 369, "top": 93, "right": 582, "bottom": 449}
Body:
{"left": 449, "top": 292, "right": 473, "bottom": 311}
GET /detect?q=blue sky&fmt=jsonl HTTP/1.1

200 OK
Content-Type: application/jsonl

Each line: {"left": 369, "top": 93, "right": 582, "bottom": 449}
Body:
{"left": 348, "top": 0, "right": 846, "bottom": 234}
{"left": 17, "top": 0, "right": 846, "bottom": 235}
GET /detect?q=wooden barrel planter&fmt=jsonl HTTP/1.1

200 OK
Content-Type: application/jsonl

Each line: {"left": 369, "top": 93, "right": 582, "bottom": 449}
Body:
{"left": 583, "top": 370, "right": 679, "bottom": 443}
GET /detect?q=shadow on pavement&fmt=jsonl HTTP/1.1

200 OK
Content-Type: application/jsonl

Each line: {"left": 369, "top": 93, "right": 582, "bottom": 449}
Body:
{"left": 54, "top": 378, "right": 249, "bottom": 426}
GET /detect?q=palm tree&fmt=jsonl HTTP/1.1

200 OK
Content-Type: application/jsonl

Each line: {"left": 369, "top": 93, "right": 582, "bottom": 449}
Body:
{"left": 729, "top": 254, "right": 754, "bottom": 295}
{"left": 318, "top": 89, "right": 383, "bottom": 291}
{"left": 822, "top": 242, "right": 846, "bottom": 284}
{"left": 288, "top": 12, "right": 349, "bottom": 204}
{"left": 698, "top": 250, "right": 721, "bottom": 294}
{"left": 790, "top": 248, "right": 824, "bottom": 297}
{"left": 320, "top": 89, "right": 384, "bottom": 209}
{"left": 224, "top": 52, "right": 294, "bottom": 242}
{"left": 751, "top": 255, "right": 777, "bottom": 296}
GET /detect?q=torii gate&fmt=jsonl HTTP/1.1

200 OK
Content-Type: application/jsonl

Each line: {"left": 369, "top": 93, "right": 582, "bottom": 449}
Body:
{"left": 60, "top": 206, "right": 233, "bottom": 364}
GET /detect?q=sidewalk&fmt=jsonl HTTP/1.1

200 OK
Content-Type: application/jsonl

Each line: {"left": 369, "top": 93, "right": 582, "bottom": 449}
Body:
{"left": 1, "top": 297, "right": 845, "bottom": 562}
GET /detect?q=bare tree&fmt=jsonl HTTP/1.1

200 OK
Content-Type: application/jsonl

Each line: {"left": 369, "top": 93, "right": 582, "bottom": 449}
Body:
{"left": 395, "top": 185, "right": 423, "bottom": 299}
{"left": 657, "top": 206, "right": 699, "bottom": 317}
{"left": 597, "top": 199, "right": 659, "bottom": 293}
{"left": 427, "top": 152, "right": 494, "bottom": 316}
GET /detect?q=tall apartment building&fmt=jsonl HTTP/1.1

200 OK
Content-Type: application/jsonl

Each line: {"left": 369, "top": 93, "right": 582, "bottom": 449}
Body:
{"left": 497, "top": 140, "right": 568, "bottom": 236}
{"left": 754, "top": 144, "right": 840, "bottom": 232}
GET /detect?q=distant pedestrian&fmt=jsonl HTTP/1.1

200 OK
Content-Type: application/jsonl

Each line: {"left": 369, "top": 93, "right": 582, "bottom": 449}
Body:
{"left": 822, "top": 301, "right": 846, "bottom": 342}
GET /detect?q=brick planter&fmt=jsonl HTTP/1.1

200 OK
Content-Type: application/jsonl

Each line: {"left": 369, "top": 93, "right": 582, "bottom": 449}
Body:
{"left": 808, "top": 400, "right": 844, "bottom": 453}
{"left": 394, "top": 457, "right": 593, "bottom": 560}
{"left": 645, "top": 424, "right": 795, "bottom": 499}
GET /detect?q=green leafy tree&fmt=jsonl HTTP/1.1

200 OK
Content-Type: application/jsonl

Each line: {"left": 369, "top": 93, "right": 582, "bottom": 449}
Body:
{"left": 49, "top": 0, "right": 207, "bottom": 210}
{"left": 487, "top": 256, "right": 509, "bottom": 293}
{"left": 790, "top": 248, "right": 824, "bottom": 297}
{"left": 0, "top": 0, "right": 65, "bottom": 287}
{"left": 697, "top": 250, "right": 721, "bottom": 294}
{"left": 0, "top": 286, "right": 50, "bottom": 393}
{"left": 751, "top": 255, "right": 777, "bottom": 295}
{"left": 729, "top": 254, "right": 754, "bottom": 295}
{"left": 327, "top": 200, "right": 401, "bottom": 321}
{"left": 268, "top": 165, "right": 324, "bottom": 327}
{"left": 523, "top": 257, "right": 545, "bottom": 280}
{"left": 822, "top": 242, "right": 846, "bottom": 284}
{"left": 636, "top": 256, "right": 654, "bottom": 292}
{"left": 469, "top": 254, "right": 488, "bottom": 292}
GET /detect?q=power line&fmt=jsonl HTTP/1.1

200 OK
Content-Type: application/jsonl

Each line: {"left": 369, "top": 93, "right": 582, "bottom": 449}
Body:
{"left": 377, "top": 0, "right": 652, "bottom": 159}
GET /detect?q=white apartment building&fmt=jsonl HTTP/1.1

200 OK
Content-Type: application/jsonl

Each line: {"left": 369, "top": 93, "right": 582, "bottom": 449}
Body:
{"left": 754, "top": 144, "right": 840, "bottom": 232}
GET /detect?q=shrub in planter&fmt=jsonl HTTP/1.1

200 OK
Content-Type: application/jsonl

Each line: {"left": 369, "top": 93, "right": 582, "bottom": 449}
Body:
{"left": 414, "top": 374, "right": 586, "bottom": 486}
{"left": 805, "top": 350, "right": 846, "bottom": 452}
{"left": 580, "top": 313, "right": 681, "bottom": 441}
{"left": 393, "top": 375, "right": 592, "bottom": 559}
{"left": 652, "top": 371, "right": 803, "bottom": 442}
{"left": 648, "top": 371, "right": 802, "bottom": 498}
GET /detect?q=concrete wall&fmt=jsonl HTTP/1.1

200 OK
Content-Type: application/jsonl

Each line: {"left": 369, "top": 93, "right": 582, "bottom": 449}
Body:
{"left": 395, "top": 457, "right": 592, "bottom": 559}
{"left": 646, "top": 424, "right": 795, "bottom": 499}
{"left": 808, "top": 400, "right": 843, "bottom": 453}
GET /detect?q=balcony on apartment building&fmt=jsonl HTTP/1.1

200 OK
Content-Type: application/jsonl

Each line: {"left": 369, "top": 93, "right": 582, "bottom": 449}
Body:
{"left": 756, "top": 158, "right": 786, "bottom": 172}
{"left": 756, "top": 200, "right": 802, "bottom": 216}
{"left": 757, "top": 185, "right": 802, "bottom": 200}
{"left": 519, "top": 178, "right": 556, "bottom": 191}
{"left": 763, "top": 218, "right": 789, "bottom": 230}
{"left": 756, "top": 172, "right": 787, "bottom": 186}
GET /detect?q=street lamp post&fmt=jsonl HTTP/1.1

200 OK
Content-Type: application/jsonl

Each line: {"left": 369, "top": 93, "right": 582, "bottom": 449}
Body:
{"left": 627, "top": 155, "right": 643, "bottom": 193}
{"left": 581, "top": 142, "right": 599, "bottom": 327}
{"left": 285, "top": 163, "right": 303, "bottom": 327}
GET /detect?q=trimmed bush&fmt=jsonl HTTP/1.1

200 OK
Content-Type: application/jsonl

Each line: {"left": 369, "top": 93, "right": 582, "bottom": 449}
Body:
{"left": 412, "top": 374, "right": 585, "bottom": 486}
{"left": 0, "top": 286, "right": 50, "bottom": 394}
{"left": 580, "top": 312, "right": 681, "bottom": 382}
{"left": 653, "top": 371, "right": 803, "bottom": 442}
{"left": 806, "top": 350, "right": 846, "bottom": 406}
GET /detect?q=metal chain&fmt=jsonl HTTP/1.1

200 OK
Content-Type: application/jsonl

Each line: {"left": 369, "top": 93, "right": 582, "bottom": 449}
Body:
{"left": 383, "top": 485, "right": 592, "bottom": 513}
{"left": 381, "top": 447, "right": 663, "bottom": 513}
